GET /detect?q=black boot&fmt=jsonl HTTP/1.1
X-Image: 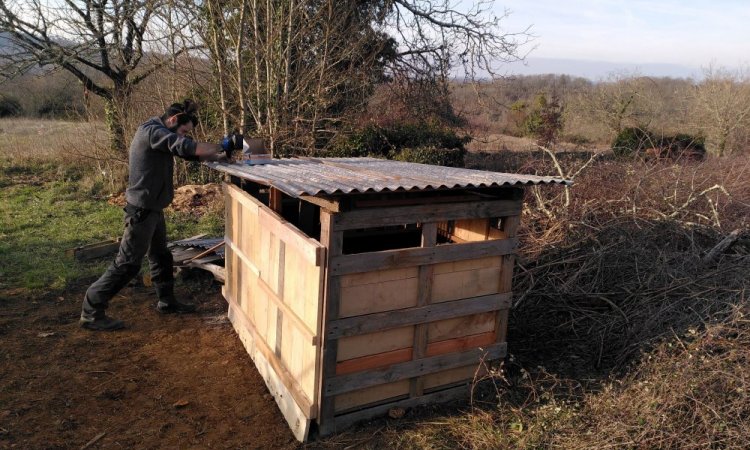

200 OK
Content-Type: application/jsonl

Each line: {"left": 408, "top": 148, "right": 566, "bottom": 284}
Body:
{"left": 156, "top": 299, "right": 197, "bottom": 314}
{"left": 80, "top": 314, "right": 125, "bottom": 331}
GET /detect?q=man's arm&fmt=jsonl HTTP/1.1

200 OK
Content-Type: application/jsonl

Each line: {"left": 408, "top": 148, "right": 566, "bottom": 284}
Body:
{"left": 195, "top": 143, "right": 227, "bottom": 162}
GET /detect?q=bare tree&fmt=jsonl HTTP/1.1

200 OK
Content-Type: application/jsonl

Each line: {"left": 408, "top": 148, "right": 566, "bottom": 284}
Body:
{"left": 179, "top": 0, "right": 531, "bottom": 155}
{"left": 692, "top": 66, "right": 750, "bottom": 156}
{"left": 0, "top": 0, "right": 193, "bottom": 155}
{"left": 569, "top": 72, "right": 658, "bottom": 137}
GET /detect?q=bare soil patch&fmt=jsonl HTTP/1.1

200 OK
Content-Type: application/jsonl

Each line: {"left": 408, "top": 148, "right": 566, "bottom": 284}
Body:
{"left": 0, "top": 278, "right": 299, "bottom": 449}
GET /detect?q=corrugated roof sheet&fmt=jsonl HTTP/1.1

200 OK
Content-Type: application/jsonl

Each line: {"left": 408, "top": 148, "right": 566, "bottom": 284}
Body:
{"left": 206, "top": 157, "right": 570, "bottom": 198}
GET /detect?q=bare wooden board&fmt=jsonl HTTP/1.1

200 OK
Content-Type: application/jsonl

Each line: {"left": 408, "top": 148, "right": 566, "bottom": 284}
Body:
{"left": 227, "top": 303, "right": 312, "bottom": 442}
{"left": 332, "top": 199, "right": 522, "bottom": 230}
{"left": 321, "top": 384, "right": 473, "bottom": 436}
{"left": 325, "top": 342, "right": 507, "bottom": 396}
{"left": 330, "top": 238, "right": 517, "bottom": 276}
{"left": 67, "top": 238, "right": 121, "bottom": 261}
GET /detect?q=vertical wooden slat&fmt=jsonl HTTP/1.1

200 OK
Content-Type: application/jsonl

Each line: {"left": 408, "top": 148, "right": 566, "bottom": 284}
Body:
{"left": 495, "top": 214, "right": 520, "bottom": 344}
{"left": 410, "top": 222, "right": 437, "bottom": 397}
{"left": 270, "top": 187, "right": 283, "bottom": 213}
{"left": 318, "top": 210, "right": 343, "bottom": 434}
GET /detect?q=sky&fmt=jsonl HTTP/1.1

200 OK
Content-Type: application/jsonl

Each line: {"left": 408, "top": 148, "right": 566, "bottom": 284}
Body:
{"left": 490, "top": 0, "right": 750, "bottom": 78}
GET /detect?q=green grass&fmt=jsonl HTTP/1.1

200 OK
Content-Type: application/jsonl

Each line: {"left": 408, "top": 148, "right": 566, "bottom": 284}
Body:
{"left": 0, "top": 167, "right": 224, "bottom": 294}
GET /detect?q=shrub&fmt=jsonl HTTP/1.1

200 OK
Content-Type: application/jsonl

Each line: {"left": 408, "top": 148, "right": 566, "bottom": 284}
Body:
{"left": 0, "top": 95, "right": 23, "bottom": 117}
{"left": 323, "top": 122, "right": 470, "bottom": 166}
{"left": 519, "top": 93, "right": 564, "bottom": 146}
{"left": 390, "top": 145, "right": 465, "bottom": 167}
{"left": 611, "top": 127, "right": 656, "bottom": 157}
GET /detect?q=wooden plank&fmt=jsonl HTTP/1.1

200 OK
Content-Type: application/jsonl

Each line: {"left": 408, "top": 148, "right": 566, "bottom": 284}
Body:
{"left": 225, "top": 295, "right": 314, "bottom": 417}
{"left": 428, "top": 312, "right": 497, "bottom": 342}
{"left": 225, "top": 182, "right": 259, "bottom": 215}
{"left": 330, "top": 238, "right": 518, "bottom": 276}
{"left": 337, "top": 326, "right": 414, "bottom": 361}
{"left": 496, "top": 214, "right": 520, "bottom": 344}
{"left": 411, "top": 222, "right": 437, "bottom": 397}
{"left": 332, "top": 199, "right": 522, "bottom": 230}
{"left": 68, "top": 238, "right": 121, "bottom": 261}
{"left": 259, "top": 207, "right": 324, "bottom": 267}
{"left": 300, "top": 195, "right": 342, "bottom": 212}
{"left": 339, "top": 276, "right": 419, "bottom": 318}
{"left": 270, "top": 187, "right": 283, "bottom": 213}
{"left": 324, "top": 342, "right": 507, "bottom": 396}
{"left": 453, "top": 218, "right": 490, "bottom": 242}
{"left": 334, "top": 381, "right": 411, "bottom": 413}
{"left": 318, "top": 210, "right": 343, "bottom": 433}
{"left": 227, "top": 303, "right": 312, "bottom": 442}
{"left": 341, "top": 266, "right": 418, "bottom": 287}
{"left": 322, "top": 384, "right": 472, "bottom": 436}
{"left": 327, "top": 293, "right": 512, "bottom": 339}
{"left": 228, "top": 182, "right": 324, "bottom": 266}
{"left": 335, "top": 331, "right": 498, "bottom": 376}
{"left": 351, "top": 194, "right": 482, "bottom": 209}
{"left": 185, "top": 261, "right": 226, "bottom": 283}
{"left": 423, "top": 365, "right": 486, "bottom": 391}
{"left": 256, "top": 269, "right": 317, "bottom": 345}
{"left": 431, "top": 266, "right": 503, "bottom": 303}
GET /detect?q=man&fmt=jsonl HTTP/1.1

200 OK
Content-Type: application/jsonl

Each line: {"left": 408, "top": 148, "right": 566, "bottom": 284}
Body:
{"left": 80, "top": 100, "right": 241, "bottom": 331}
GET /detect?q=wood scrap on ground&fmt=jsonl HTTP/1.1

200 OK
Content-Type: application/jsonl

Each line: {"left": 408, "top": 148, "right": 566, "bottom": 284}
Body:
{"left": 168, "top": 236, "right": 226, "bottom": 283}
{"left": 66, "top": 238, "right": 121, "bottom": 261}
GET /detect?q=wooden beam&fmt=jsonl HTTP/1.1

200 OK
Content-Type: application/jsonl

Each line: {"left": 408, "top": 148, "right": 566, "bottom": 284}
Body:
{"left": 269, "top": 187, "right": 283, "bottom": 213}
{"left": 300, "top": 195, "right": 342, "bottom": 213}
{"left": 330, "top": 238, "right": 518, "bottom": 276}
{"left": 67, "top": 238, "right": 121, "bottom": 261}
{"left": 327, "top": 293, "right": 511, "bottom": 339}
{"left": 320, "top": 383, "right": 472, "bottom": 436}
{"left": 496, "top": 214, "right": 521, "bottom": 344}
{"left": 317, "top": 210, "right": 344, "bottom": 433}
{"left": 411, "top": 222, "right": 437, "bottom": 397}
{"left": 352, "top": 194, "right": 483, "bottom": 209}
{"left": 332, "top": 199, "right": 522, "bottom": 230}
{"left": 324, "top": 342, "right": 507, "bottom": 396}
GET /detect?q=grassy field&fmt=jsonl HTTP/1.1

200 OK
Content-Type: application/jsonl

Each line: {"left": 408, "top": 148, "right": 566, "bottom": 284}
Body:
{"left": 2, "top": 118, "right": 749, "bottom": 448}
{"left": 0, "top": 119, "right": 223, "bottom": 294}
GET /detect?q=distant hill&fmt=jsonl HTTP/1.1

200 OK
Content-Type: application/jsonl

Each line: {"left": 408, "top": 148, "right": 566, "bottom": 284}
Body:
{"left": 502, "top": 57, "right": 702, "bottom": 81}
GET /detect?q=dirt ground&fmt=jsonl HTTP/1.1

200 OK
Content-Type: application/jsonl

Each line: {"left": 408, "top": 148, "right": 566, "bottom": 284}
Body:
{"left": 0, "top": 276, "right": 302, "bottom": 450}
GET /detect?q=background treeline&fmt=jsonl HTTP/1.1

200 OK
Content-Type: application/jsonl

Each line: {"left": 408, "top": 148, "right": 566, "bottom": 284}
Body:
{"left": 3, "top": 66, "right": 749, "bottom": 158}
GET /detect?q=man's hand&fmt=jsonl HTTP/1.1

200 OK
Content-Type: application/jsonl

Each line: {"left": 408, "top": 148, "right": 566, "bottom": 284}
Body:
{"left": 221, "top": 134, "right": 243, "bottom": 159}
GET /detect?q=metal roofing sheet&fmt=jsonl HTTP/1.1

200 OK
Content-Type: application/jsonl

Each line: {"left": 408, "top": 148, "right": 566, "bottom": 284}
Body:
{"left": 206, "top": 157, "right": 570, "bottom": 198}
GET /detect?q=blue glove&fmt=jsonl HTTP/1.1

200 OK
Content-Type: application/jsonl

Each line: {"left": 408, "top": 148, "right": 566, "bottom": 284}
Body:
{"left": 221, "top": 134, "right": 243, "bottom": 159}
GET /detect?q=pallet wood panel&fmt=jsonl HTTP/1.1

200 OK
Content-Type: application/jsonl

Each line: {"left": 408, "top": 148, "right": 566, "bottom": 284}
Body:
{"left": 332, "top": 199, "right": 522, "bottom": 230}
{"left": 334, "top": 381, "right": 411, "bottom": 412}
{"left": 327, "top": 293, "right": 511, "bottom": 339}
{"left": 329, "top": 384, "right": 472, "bottom": 435}
{"left": 223, "top": 178, "right": 527, "bottom": 440}
{"left": 337, "top": 326, "right": 414, "bottom": 361}
{"left": 330, "top": 237, "right": 518, "bottom": 276}
{"left": 324, "top": 343, "right": 507, "bottom": 396}
{"left": 224, "top": 183, "right": 325, "bottom": 433}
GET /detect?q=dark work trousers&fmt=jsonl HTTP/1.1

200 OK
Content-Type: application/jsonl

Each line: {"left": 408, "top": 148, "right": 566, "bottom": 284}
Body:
{"left": 81, "top": 204, "right": 174, "bottom": 318}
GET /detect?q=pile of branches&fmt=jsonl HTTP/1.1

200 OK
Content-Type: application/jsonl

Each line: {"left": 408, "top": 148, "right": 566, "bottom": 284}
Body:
{"left": 511, "top": 216, "right": 749, "bottom": 374}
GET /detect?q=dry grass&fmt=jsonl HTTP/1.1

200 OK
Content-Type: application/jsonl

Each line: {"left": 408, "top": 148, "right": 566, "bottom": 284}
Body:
{"left": 0, "top": 118, "right": 110, "bottom": 165}
{"left": 356, "top": 150, "right": 750, "bottom": 449}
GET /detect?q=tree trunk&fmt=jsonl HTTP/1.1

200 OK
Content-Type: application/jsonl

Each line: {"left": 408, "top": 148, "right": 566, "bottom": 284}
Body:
{"left": 104, "top": 97, "right": 127, "bottom": 157}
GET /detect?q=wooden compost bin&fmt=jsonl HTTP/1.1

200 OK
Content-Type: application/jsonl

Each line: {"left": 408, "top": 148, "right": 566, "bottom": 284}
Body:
{"left": 213, "top": 158, "right": 564, "bottom": 441}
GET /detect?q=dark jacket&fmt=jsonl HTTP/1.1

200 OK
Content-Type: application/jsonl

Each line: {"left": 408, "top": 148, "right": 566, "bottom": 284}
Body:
{"left": 125, "top": 117, "right": 198, "bottom": 210}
